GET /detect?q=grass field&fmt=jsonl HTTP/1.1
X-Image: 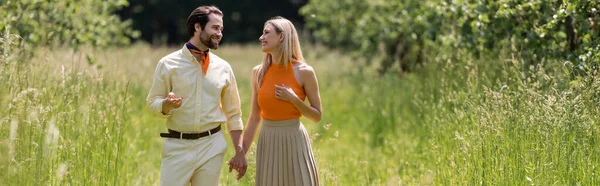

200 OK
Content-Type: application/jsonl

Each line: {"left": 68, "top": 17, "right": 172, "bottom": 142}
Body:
{"left": 1, "top": 42, "right": 599, "bottom": 185}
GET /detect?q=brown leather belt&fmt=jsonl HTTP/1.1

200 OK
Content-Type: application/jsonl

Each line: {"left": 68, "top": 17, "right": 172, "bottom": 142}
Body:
{"left": 160, "top": 125, "right": 221, "bottom": 139}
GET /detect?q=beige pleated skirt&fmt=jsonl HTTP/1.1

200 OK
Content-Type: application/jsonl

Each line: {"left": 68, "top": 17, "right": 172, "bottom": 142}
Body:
{"left": 255, "top": 118, "right": 319, "bottom": 186}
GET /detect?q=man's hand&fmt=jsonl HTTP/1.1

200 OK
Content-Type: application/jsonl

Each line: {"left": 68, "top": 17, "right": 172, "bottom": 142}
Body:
{"left": 228, "top": 150, "right": 247, "bottom": 180}
{"left": 162, "top": 92, "right": 182, "bottom": 114}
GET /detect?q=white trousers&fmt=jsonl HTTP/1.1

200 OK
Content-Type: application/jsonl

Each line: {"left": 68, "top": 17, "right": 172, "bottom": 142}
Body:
{"left": 160, "top": 132, "right": 227, "bottom": 186}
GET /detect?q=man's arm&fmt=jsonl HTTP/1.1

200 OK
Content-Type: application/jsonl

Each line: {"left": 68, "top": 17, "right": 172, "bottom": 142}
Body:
{"left": 221, "top": 67, "right": 247, "bottom": 179}
{"left": 146, "top": 60, "right": 174, "bottom": 118}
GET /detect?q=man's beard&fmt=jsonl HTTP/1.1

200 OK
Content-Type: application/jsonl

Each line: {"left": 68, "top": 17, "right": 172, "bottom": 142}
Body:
{"left": 200, "top": 32, "right": 219, "bottom": 49}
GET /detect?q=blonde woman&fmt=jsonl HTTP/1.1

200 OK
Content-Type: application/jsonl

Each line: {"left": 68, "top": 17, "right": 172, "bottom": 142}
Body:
{"left": 238, "top": 16, "right": 322, "bottom": 185}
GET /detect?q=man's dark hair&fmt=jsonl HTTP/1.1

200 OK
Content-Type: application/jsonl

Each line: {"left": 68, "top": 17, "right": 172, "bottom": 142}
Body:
{"left": 186, "top": 6, "right": 223, "bottom": 37}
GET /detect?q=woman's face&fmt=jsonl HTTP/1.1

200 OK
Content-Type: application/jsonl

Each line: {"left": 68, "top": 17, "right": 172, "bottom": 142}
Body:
{"left": 259, "top": 23, "right": 281, "bottom": 53}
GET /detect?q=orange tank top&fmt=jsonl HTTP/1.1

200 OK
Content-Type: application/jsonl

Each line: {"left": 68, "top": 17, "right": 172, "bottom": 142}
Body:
{"left": 258, "top": 62, "right": 306, "bottom": 120}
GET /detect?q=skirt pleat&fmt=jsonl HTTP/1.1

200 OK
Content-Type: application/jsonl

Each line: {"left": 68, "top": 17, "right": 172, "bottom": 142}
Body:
{"left": 255, "top": 118, "right": 319, "bottom": 186}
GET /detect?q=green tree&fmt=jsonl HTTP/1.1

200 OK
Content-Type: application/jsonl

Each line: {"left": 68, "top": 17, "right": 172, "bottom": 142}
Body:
{"left": 301, "top": 0, "right": 600, "bottom": 76}
{"left": 301, "top": 0, "right": 442, "bottom": 74}
{"left": 441, "top": 0, "right": 600, "bottom": 74}
{"left": 0, "top": 0, "right": 139, "bottom": 51}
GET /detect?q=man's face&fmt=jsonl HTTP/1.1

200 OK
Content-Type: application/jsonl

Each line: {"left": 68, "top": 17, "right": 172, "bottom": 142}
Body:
{"left": 198, "top": 13, "right": 223, "bottom": 49}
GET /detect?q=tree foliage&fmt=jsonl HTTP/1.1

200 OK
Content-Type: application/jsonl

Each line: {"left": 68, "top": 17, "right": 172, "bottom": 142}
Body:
{"left": 0, "top": 0, "right": 139, "bottom": 49}
{"left": 301, "top": 0, "right": 600, "bottom": 75}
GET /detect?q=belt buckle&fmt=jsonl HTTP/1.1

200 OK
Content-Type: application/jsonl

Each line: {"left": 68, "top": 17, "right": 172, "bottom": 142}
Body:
{"left": 208, "top": 129, "right": 212, "bottom": 136}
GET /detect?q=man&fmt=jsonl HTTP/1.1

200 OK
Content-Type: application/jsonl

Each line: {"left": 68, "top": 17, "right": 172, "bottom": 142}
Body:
{"left": 146, "top": 6, "right": 247, "bottom": 186}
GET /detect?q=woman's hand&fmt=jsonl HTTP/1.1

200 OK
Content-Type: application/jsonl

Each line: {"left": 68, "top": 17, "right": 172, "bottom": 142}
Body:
{"left": 275, "top": 84, "right": 299, "bottom": 102}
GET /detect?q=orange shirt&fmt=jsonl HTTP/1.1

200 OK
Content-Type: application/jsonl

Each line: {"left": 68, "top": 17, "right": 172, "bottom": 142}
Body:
{"left": 258, "top": 62, "right": 306, "bottom": 120}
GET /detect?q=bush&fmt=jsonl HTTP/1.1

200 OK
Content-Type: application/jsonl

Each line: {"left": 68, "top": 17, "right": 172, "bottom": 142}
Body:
{"left": 0, "top": 0, "right": 139, "bottom": 51}
{"left": 301, "top": 0, "right": 600, "bottom": 76}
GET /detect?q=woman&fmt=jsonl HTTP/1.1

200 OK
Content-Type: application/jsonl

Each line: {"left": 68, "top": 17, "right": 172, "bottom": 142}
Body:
{"left": 240, "top": 16, "right": 322, "bottom": 185}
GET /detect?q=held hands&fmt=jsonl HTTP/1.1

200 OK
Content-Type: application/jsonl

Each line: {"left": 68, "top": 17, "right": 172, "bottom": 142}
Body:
{"left": 275, "top": 84, "right": 298, "bottom": 102}
{"left": 228, "top": 149, "right": 247, "bottom": 180}
{"left": 165, "top": 92, "right": 183, "bottom": 109}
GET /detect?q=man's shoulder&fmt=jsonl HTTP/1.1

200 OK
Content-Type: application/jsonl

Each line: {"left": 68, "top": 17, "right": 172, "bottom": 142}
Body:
{"left": 209, "top": 53, "right": 233, "bottom": 68}
{"left": 159, "top": 49, "right": 185, "bottom": 63}
{"left": 209, "top": 53, "right": 227, "bottom": 63}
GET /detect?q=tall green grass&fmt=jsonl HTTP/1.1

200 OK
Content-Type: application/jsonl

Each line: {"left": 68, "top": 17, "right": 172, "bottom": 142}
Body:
{"left": 1, "top": 36, "right": 598, "bottom": 185}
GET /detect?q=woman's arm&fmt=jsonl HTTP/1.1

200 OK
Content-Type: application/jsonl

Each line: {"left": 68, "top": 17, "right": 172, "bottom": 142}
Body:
{"left": 242, "top": 66, "right": 263, "bottom": 154}
{"left": 276, "top": 65, "right": 322, "bottom": 123}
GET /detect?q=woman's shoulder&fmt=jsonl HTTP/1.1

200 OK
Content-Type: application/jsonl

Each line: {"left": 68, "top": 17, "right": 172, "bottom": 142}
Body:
{"left": 252, "top": 64, "right": 262, "bottom": 73}
{"left": 294, "top": 62, "right": 315, "bottom": 77}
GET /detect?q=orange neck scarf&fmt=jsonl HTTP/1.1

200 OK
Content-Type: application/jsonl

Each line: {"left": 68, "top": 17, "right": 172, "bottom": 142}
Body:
{"left": 186, "top": 42, "right": 210, "bottom": 76}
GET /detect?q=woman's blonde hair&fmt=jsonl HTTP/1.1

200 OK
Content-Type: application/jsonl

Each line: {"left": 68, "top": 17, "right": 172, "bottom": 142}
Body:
{"left": 256, "top": 16, "right": 305, "bottom": 86}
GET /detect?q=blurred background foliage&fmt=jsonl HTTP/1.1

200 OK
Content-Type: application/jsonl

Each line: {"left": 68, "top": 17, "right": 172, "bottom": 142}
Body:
{"left": 302, "top": 0, "right": 600, "bottom": 75}
{"left": 2, "top": 0, "right": 600, "bottom": 185}
{"left": 0, "top": 0, "right": 138, "bottom": 49}
{"left": 116, "top": 0, "right": 307, "bottom": 45}
{"left": 2, "top": 0, "right": 599, "bottom": 77}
